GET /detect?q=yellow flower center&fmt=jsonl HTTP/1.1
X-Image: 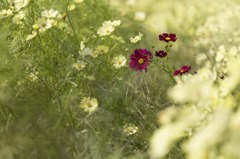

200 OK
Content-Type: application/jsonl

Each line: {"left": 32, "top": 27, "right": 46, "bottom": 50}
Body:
{"left": 86, "top": 103, "right": 91, "bottom": 107}
{"left": 118, "top": 61, "right": 122, "bottom": 64}
{"left": 63, "top": 13, "right": 67, "bottom": 18}
{"left": 181, "top": 69, "right": 184, "bottom": 73}
{"left": 3, "top": 13, "right": 7, "bottom": 16}
{"left": 100, "top": 49, "right": 104, "bottom": 52}
{"left": 165, "top": 37, "right": 171, "bottom": 40}
{"left": 42, "top": 23, "right": 46, "bottom": 27}
{"left": 202, "top": 75, "right": 206, "bottom": 79}
{"left": 129, "top": 129, "right": 133, "bottom": 132}
{"left": 48, "top": 14, "right": 51, "bottom": 17}
{"left": 138, "top": 58, "right": 144, "bottom": 64}
{"left": 106, "top": 29, "right": 110, "bottom": 33}
{"left": 77, "top": 65, "right": 82, "bottom": 68}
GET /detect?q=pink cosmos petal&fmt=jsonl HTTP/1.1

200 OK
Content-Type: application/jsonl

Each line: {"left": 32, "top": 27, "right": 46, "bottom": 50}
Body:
{"left": 174, "top": 70, "right": 180, "bottom": 76}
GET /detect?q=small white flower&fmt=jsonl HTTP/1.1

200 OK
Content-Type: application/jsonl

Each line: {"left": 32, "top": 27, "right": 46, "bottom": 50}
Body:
{"left": 29, "top": 72, "right": 39, "bottom": 81}
{"left": 134, "top": 11, "right": 146, "bottom": 21}
{"left": 26, "top": 31, "right": 37, "bottom": 41}
{"left": 73, "top": 60, "right": 86, "bottom": 71}
{"left": 41, "top": 9, "right": 59, "bottom": 18}
{"left": 130, "top": 32, "right": 143, "bottom": 43}
{"left": 67, "top": 4, "right": 76, "bottom": 11}
{"left": 80, "top": 97, "right": 98, "bottom": 113}
{"left": 97, "top": 20, "right": 121, "bottom": 37}
{"left": 79, "top": 47, "right": 93, "bottom": 57}
{"left": 12, "top": 10, "right": 26, "bottom": 24}
{"left": 35, "top": 18, "right": 55, "bottom": 32}
{"left": 112, "top": 55, "right": 127, "bottom": 69}
{"left": 112, "top": 20, "right": 121, "bottom": 26}
{"left": 14, "top": 0, "right": 30, "bottom": 11}
{"left": 123, "top": 124, "right": 138, "bottom": 136}
{"left": 96, "top": 45, "right": 109, "bottom": 54}
{"left": 97, "top": 25, "right": 115, "bottom": 37}
{"left": 0, "top": 9, "right": 13, "bottom": 19}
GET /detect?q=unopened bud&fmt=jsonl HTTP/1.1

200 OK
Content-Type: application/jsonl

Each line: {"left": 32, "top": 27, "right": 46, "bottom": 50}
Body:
{"left": 32, "top": 24, "right": 39, "bottom": 30}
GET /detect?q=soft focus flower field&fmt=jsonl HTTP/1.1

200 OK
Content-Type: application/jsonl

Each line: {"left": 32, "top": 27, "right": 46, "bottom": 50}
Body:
{"left": 0, "top": 0, "right": 240, "bottom": 159}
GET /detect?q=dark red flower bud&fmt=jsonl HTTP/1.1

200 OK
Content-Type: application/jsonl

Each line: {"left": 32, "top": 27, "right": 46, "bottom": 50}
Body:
{"left": 155, "top": 50, "right": 167, "bottom": 58}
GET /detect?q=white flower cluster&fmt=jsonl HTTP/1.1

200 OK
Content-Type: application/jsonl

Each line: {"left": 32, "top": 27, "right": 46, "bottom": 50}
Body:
{"left": 77, "top": 41, "right": 127, "bottom": 70}
{"left": 97, "top": 20, "right": 121, "bottom": 36}
{"left": 151, "top": 53, "right": 240, "bottom": 159}
{"left": 150, "top": 2, "right": 240, "bottom": 159}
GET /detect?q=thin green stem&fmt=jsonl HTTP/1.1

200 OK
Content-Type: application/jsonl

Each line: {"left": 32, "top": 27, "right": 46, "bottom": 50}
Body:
{"left": 65, "top": 5, "right": 80, "bottom": 47}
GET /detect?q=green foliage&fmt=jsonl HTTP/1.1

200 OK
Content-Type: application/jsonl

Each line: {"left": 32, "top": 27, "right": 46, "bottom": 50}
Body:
{"left": 0, "top": 0, "right": 170, "bottom": 158}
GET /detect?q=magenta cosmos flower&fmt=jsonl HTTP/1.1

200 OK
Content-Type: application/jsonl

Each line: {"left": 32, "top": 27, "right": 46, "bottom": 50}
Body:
{"left": 174, "top": 66, "right": 191, "bottom": 76}
{"left": 159, "top": 33, "right": 177, "bottom": 43}
{"left": 155, "top": 50, "right": 167, "bottom": 58}
{"left": 130, "top": 49, "right": 152, "bottom": 72}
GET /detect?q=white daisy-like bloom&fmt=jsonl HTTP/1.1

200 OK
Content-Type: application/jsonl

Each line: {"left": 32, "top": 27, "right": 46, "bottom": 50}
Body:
{"left": 79, "top": 47, "right": 93, "bottom": 57}
{"left": 73, "top": 60, "right": 86, "bottom": 71}
{"left": 112, "top": 55, "right": 127, "bottom": 69}
{"left": 130, "top": 32, "right": 143, "bottom": 43}
{"left": 111, "top": 20, "right": 121, "bottom": 26}
{"left": 35, "top": 18, "right": 55, "bottom": 32}
{"left": 195, "top": 67, "right": 217, "bottom": 82}
{"left": 12, "top": 10, "right": 26, "bottom": 24}
{"left": 67, "top": 4, "right": 76, "bottom": 11}
{"left": 0, "top": 9, "right": 13, "bottom": 19}
{"left": 168, "top": 79, "right": 218, "bottom": 103}
{"left": 96, "top": 45, "right": 109, "bottom": 54}
{"left": 80, "top": 97, "right": 98, "bottom": 113}
{"left": 134, "top": 11, "right": 146, "bottom": 21}
{"left": 97, "top": 24, "right": 115, "bottom": 37}
{"left": 41, "top": 9, "right": 59, "bottom": 18}
{"left": 14, "top": 0, "right": 30, "bottom": 11}
{"left": 74, "top": 0, "right": 84, "bottom": 3}
{"left": 123, "top": 124, "right": 138, "bottom": 136}
{"left": 97, "top": 20, "right": 121, "bottom": 37}
{"left": 183, "top": 109, "right": 230, "bottom": 159}
{"left": 26, "top": 31, "right": 37, "bottom": 41}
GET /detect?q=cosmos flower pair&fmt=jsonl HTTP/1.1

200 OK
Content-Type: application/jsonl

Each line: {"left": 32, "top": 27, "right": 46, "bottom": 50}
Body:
{"left": 155, "top": 33, "right": 177, "bottom": 58}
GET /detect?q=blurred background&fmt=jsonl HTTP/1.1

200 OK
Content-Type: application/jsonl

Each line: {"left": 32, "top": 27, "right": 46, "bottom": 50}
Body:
{"left": 0, "top": 0, "right": 239, "bottom": 159}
